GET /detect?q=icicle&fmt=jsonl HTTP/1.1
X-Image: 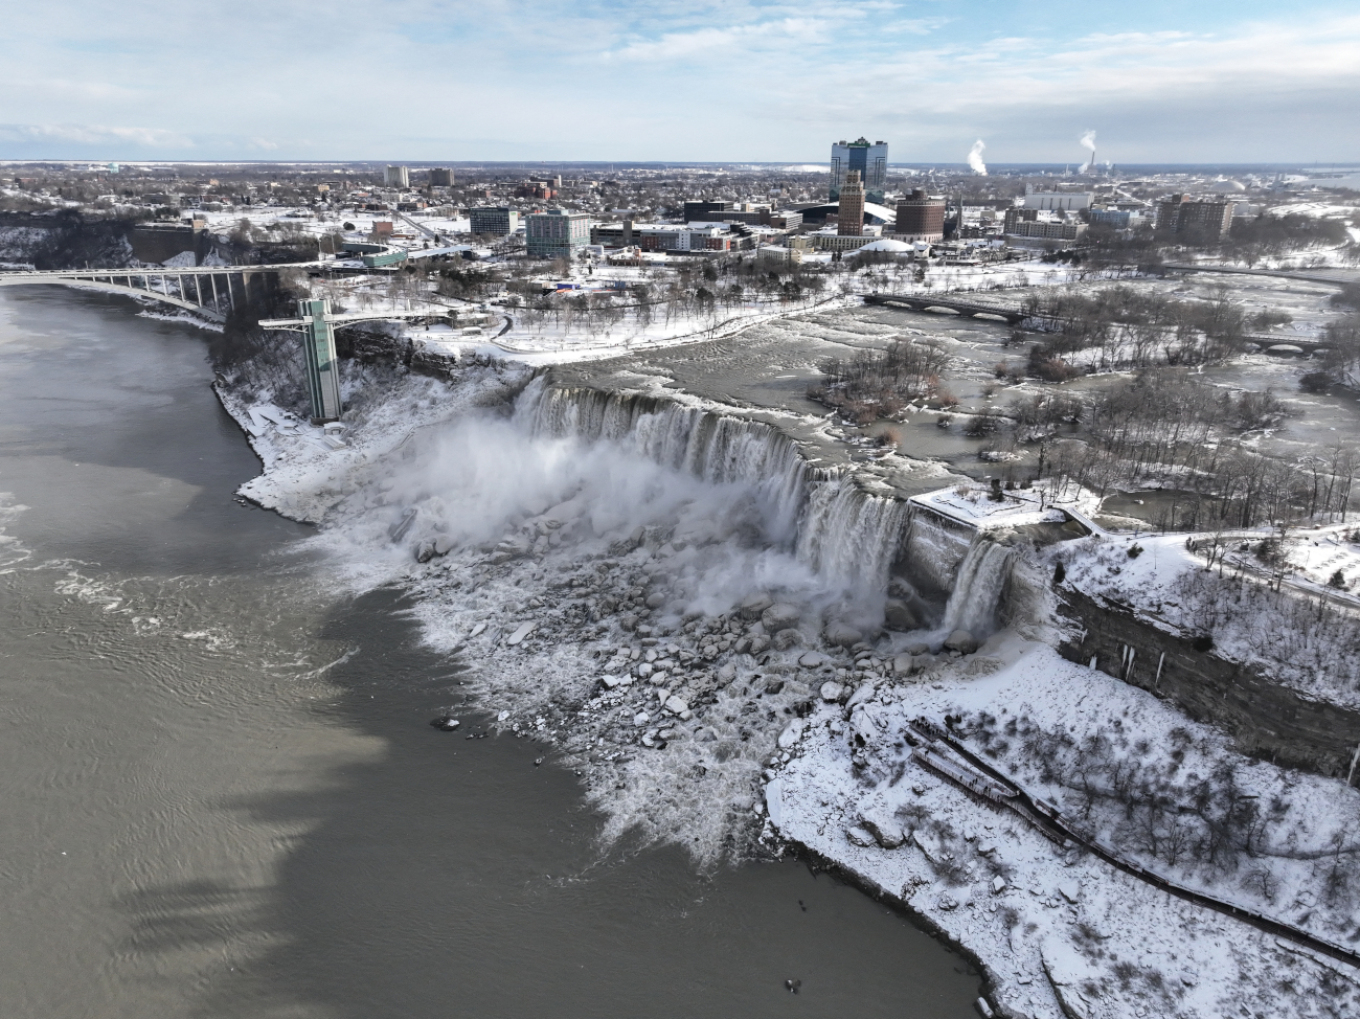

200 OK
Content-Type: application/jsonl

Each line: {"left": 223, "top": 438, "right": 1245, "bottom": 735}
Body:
{"left": 1348, "top": 742, "right": 1360, "bottom": 787}
{"left": 1154, "top": 651, "right": 1166, "bottom": 690}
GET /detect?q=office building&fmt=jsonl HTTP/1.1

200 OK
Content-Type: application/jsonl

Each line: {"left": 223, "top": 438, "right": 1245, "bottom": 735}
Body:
{"left": 837, "top": 170, "right": 866, "bottom": 237}
{"left": 384, "top": 165, "right": 410, "bottom": 188}
{"left": 428, "top": 168, "right": 454, "bottom": 186}
{"left": 894, "top": 189, "right": 946, "bottom": 241}
{"left": 830, "top": 137, "right": 888, "bottom": 204}
{"left": 469, "top": 206, "right": 520, "bottom": 237}
{"left": 526, "top": 210, "right": 590, "bottom": 258}
{"left": 683, "top": 200, "right": 733, "bottom": 221}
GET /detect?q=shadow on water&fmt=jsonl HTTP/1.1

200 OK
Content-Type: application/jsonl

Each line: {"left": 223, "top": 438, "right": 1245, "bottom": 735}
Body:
{"left": 123, "top": 588, "right": 982, "bottom": 1019}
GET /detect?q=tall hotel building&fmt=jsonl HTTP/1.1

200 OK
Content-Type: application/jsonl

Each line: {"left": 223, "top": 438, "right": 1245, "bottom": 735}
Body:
{"left": 829, "top": 137, "right": 888, "bottom": 205}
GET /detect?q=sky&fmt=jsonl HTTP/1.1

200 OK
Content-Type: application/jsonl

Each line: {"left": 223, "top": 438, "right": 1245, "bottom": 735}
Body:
{"left": 1, "top": 0, "right": 1358, "bottom": 165}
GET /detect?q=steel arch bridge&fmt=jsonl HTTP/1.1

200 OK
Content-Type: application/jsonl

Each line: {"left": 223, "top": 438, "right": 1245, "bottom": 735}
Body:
{"left": 0, "top": 263, "right": 324, "bottom": 320}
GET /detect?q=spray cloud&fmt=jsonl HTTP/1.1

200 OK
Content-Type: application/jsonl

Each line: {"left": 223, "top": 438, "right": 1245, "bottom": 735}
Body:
{"left": 966, "top": 139, "right": 987, "bottom": 176}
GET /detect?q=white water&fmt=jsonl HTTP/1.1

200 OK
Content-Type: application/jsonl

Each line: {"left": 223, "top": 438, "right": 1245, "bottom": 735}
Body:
{"left": 941, "top": 537, "right": 1015, "bottom": 638}
{"left": 522, "top": 380, "right": 907, "bottom": 611}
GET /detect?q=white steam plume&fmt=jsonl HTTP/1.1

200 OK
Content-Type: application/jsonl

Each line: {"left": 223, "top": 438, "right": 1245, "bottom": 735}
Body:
{"left": 1079, "top": 129, "right": 1097, "bottom": 172}
{"left": 967, "top": 139, "right": 987, "bottom": 176}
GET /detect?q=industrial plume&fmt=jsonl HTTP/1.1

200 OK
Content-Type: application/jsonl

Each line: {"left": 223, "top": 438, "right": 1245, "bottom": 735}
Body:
{"left": 1079, "top": 130, "right": 1097, "bottom": 172}
{"left": 967, "top": 139, "right": 987, "bottom": 175}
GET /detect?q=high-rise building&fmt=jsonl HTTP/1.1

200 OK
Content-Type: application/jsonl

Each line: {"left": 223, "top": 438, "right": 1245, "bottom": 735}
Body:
{"left": 830, "top": 137, "right": 887, "bottom": 204}
{"left": 384, "top": 165, "right": 410, "bottom": 188}
{"left": 1155, "top": 194, "right": 1235, "bottom": 243}
{"left": 428, "top": 168, "right": 454, "bottom": 186}
{"left": 526, "top": 210, "right": 591, "bottom": 258}
{"left": 837, "top": 170, "right": 866, "bottom": 237}
{"left": 894, "top": 189, "right": 946, "bottom": 241}
{"left": 469, "top": 206, "right": 520, "bottom": 237}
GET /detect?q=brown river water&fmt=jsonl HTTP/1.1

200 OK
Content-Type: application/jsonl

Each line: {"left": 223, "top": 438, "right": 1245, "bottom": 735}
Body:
{"left": 0, "top": 288, "right": 981, "bottom": 1018}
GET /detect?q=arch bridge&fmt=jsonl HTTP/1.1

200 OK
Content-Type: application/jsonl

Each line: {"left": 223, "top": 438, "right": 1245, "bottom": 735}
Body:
{"left": 0, "top": 263, "right": 325, "bottom": 320}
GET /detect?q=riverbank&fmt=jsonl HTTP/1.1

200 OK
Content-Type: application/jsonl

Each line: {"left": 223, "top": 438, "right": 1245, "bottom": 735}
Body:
{"left": 0, "top": 286, "right": 985, "bottom": 1018}
{"left": 208, "top": 312, "right": 1360, "bottom": 1018}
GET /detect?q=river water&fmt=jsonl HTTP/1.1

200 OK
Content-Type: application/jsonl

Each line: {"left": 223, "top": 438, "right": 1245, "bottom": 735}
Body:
{"left": 0, "top": 288, "right": 980, "bottom": 1019}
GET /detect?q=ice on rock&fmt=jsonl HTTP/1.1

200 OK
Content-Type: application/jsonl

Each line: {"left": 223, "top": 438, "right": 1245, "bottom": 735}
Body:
{"left": 883, "top": 598, "right": 919, "bottom": 631}
{"left": 506, "top": 621, "right": 537, "bottom": 646}
{"left": 823, "top": 621, "right": 863, "bottom": 648}
{"left": 761, "top": 603, "right": 801, "bottom": 631}
{"left": 846, "top": 826, "right": 876, "bottom": 848}
{"left": 1058, "top": 879, "right": 1082, "bottom": 904}
{"left": 892, "top": 653, "right": 916, "bottom": 676}
{"left": 991, "top": 876, "right": 1007, "bottom": 895}
{"left": 772, "top": 628, "right": 801, "bottom": 651}
{"left": 798, "top": 651, "right": 828, "bottom": 669}
{"left": 851, "top": 706, "right": 880, "bottom": 743}
{"left": 739, "top": 592, "right": 773, "bottom": 619}
{"left": 859, "top": 816, "right": 905, "bottom": 849}
{"left": 943, "top": 629, "right": 978, "bottom": 654}
{"left": 820, "top": 681, "right": 845, "bottom": 702}
{"left": 663, "top": 695, "right": 689, "bottom": 715}
{"left": 777, "top": 721, "right": 805, "bottom": 749}
{"left": 846, "top": 683, "right": 876, "bottom": 709}
{"left": 633, "top": 711, "right": 651, "bottom": 726}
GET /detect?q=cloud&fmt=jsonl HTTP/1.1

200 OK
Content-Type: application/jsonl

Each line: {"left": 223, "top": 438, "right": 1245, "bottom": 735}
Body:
{"left": 0, "top": 2, "right": 1354, "bottom": 161}
{"left": 607, "top": 17, "right": 828, "bottom": 62}
{"left": 0, "top": 122, "right": 191, "bottom": 148}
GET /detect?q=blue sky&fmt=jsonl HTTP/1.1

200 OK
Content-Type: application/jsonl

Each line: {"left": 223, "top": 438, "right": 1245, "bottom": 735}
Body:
{"left": 1, "top": 0, "right": 1357, "bottom": 164}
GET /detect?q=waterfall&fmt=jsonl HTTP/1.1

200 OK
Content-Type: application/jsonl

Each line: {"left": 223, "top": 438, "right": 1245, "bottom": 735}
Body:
{"left": 517, "top": 380, "right": 906, "bottom": 594}
{"left": 941, "top": 537, "right": 1015, "bottom": 637}
{"left": 899, "top": 504, "right": 974, "bottom": 599}
{"left": 796, "top": 477, "right": 908, "bottom": 592}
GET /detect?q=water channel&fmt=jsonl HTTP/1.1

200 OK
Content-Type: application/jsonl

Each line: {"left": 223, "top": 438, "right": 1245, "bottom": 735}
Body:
{"left": 0, "top": 288, "right": 981, "bottom": 1018}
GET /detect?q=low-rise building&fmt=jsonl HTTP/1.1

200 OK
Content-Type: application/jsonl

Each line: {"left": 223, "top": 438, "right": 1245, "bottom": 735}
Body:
{"left": 1005, "top": 219, "right": 1086, "bottom": 244}
{"left": 1022, "top": 187, "right": 1092, "bottom": 211}
{"left": 589, "top": 221, "right": 732, "bottom": 253}
{"left": 526, "top": 210, "right": 590, "bottom": 258}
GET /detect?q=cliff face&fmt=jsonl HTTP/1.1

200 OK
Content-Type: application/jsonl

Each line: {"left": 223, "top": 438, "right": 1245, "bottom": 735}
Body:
{"left": 1057, "top": 586, "right": 1360, "bottom": 780}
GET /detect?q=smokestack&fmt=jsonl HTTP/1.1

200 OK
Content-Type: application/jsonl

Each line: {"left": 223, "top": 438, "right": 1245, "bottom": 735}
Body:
{"left": 1079, "top": 130, "right": 1097, "bottom": 174}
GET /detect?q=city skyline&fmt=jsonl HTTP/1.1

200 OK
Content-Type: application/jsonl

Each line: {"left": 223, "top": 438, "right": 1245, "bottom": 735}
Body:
{"left": 1, "top": 1, "right": 1358, "bottom": 164}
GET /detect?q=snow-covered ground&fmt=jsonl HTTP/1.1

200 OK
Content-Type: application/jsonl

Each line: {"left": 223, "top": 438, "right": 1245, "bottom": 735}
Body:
{"left": 207, "top": 284, "right": 1360, "bottom": 1019}
{"left": 769, "top": 636, "right": 1360, "bottom": 1019}
{"left": 1057, "top": 528, "right": 1360, "bottom": 710}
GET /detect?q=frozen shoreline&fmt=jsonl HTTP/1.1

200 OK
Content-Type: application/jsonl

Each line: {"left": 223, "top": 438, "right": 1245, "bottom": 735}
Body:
{"left": 211, "top": 326, "right": 1360, "bottom": 1019}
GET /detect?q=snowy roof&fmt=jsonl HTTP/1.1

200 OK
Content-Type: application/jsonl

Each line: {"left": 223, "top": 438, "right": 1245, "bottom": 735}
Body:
{"left": 858, "top": 239, "right": 913, "bottom": 253}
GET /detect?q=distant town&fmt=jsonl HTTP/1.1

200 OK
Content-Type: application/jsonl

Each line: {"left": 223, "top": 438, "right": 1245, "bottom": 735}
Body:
{"left": 4, "top": 139, "right": 1355, "bottom": 276}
